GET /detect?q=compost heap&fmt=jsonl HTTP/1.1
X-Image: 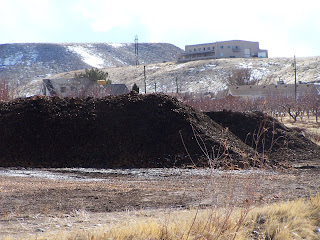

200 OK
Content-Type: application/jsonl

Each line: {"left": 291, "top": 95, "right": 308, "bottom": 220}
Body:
{"left": 0, "top": 93, "right": 318, "bottom": 168}
{"left": 205, "top": 111, "right": 320, "bottom": 165}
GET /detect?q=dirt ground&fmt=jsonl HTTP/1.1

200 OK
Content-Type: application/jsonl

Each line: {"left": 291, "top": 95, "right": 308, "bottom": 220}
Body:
{"left": 0, "top": 167, "right": 319, "bottom": 238}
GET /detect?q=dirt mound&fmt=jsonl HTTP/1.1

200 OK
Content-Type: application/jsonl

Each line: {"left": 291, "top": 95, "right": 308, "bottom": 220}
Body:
{"left": 205, "top": 111, "right": 320, "bottom": 164}
{"left": 0, "top": 93, "right": 262, "bottom": 169}
{"left": 1, "top": 94, "right": 318, "bottom": 169}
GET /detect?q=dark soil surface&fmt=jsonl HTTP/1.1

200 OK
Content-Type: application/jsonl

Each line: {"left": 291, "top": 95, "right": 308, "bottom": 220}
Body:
{"left": 0, "top": 93, "right": 254, "bottom": 169}
{"left": 0, "top": 93, "right": 319, "bottom": 168}
{"left": 205, "top": 111, "right": 320, "bottom": 166}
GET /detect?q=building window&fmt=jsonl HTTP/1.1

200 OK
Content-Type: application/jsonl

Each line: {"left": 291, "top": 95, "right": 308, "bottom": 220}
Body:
{"left": 198, "top": 48, "right": 201, "bottom": 51}
{"left": 61, "top": 86, "right": 66, "bottom": 93}
{"left": 227, "top": 46, "right": 231, "bottom": 48}
{"left": 208, "top": 47, "right": 210, "bottom": 50}
{"left": 233, "top": 46, "right": 240, "bottom": 52}
{"left": 194, "top": 48, "right": 196, "bottom": 52}
{"left": 203, "top": 47, "right": 206, "bottom": 51}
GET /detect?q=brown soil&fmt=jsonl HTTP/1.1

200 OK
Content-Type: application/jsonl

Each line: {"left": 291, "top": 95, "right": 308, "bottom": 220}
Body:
{"left": 0, "top": 168, "right": 319, "bottom": 238}
{"left": 1, "top": 93, "right": 319, "bottom": 169}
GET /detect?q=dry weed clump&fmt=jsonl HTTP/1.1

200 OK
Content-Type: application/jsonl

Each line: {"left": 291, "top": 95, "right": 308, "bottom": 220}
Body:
{"left": 18, "top": 195, "right": 320, "bottom": 240}
{"left": 249, "top": 194, "right": 320, "bottom": 240}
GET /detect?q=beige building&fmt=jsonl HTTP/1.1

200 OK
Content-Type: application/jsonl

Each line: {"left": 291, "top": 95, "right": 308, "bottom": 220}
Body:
{"left": 177, "top": 40, "right": 268, "bottom": 62}
{"left": 42, "top": 78, "right": 129, "bottom": 98}
{"left": 217, "top": 83, "right": 320, "bottom": 100}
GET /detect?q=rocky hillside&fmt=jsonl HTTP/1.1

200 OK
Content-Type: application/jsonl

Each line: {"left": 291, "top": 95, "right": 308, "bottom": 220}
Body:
{"left": 1, "top": 42, "right": 319, "bottom": 97}
{"left": 0, "top": 42, "right": 183, "bottom": 86}
{"left": 104, "top": 57, "right": 320, "bottom": 93}
{"left": 20, "top": 56, "right": 320, "bottom": 97}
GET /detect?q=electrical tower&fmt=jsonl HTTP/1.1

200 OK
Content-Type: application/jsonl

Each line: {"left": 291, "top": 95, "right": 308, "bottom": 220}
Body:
{"left": 135, "top": 35, "right": 139, "bottom": 65}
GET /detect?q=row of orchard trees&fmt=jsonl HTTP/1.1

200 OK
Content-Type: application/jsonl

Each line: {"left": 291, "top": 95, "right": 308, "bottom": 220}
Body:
{"left": 182, "top": 93, "right": 320, "bottom": 123}
{"left": 0, "top": 79, "right": 10, "bottom": 102}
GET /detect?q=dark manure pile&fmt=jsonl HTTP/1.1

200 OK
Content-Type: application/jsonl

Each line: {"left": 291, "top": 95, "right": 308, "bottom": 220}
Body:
{"left": 1, "top": 93, "right": 317, "bottom": 169}
{"left": 205, "top": 111, "right": 320, "bottom": 165}
{"left": 0, "top": 93, "right": 261, "bottom": 169}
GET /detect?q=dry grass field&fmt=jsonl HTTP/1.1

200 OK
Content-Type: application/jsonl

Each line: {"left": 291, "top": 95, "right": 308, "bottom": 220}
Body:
{"left": 33, "top": 195, "right": 320, "bottom": 240}
{"left": 0, "top": 167, "right": 319, "bottom": 239}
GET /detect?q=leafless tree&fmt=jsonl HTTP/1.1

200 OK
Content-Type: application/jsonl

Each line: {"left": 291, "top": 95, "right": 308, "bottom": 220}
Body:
{"left": 225, "top": 68, "right": 260, "bottom": 86}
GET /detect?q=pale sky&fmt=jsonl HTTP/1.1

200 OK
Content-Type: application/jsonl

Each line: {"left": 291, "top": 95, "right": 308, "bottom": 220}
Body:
{"left": 0, "top": 0, "right": 320, "bottom": 57}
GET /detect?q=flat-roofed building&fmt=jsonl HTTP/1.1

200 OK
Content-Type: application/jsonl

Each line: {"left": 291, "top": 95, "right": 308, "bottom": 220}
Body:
{"left": 216, "top": 83, "right": 319, "bottom": 100}
{"left": 177, "top": 40, "right": 268, "bottom": 62}
{"left": 42, "top": 78, "right": 129, "bottom": 98}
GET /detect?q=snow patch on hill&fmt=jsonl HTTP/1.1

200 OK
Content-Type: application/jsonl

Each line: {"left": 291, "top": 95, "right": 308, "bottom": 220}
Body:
{"left": 108, "top": 43, "right": 127, "bottom": 48}
{"left": 1, "top": 53, "right": 24, "bottom": 66}
{"left": 67, "top": 45, "right": 105, "bottom": 68}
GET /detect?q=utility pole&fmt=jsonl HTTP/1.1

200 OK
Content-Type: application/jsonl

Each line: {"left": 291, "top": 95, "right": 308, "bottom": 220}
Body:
{"left": 294, "top": 55, "right": 297, "bottom": 101}
{"left": 144, "top": 65, "right": 147, "bottom": 94}
{"left": 175, "top": 77, "right": 179, "bottom": 93}
{"left": 135, "top": 35, "right": 139, "bottom": 65}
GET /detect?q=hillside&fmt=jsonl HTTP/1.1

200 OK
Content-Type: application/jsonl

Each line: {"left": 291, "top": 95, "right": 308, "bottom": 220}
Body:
{"left": 17, "top": 56, "right": 320, "bottom": 97}
{"left": 1, "top": 42, "right": 319, "bottom": 97}
{"left": 104, "top": 56, "right": 320, "bottom": 93}
{"left": 0, "top": 42, "right": 183, "bottom": 86}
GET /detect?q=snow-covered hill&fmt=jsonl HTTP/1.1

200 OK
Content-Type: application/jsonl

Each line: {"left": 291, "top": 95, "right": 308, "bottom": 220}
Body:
{"left": 1, "top": 42, "right": 319, "bottom": 97}
{"left": 0, "top": 42, "right": 183, "bottom": 86}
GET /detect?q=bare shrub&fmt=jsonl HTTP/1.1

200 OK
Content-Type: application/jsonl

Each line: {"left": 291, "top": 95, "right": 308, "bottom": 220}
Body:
{"left": 226, "top": 68, "right": 260, "bottom": 86}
